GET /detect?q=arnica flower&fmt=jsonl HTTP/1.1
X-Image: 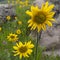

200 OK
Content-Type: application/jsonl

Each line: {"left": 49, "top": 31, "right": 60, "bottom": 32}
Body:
{"left": 8, "top": 0, "right": 10, "bottom": 4}
{"left": 0, "top": 27, "right": 2, "bottom": 32}
{"left": 17, "top": 21, "right": 22, "bottom": 25}
{"left": 15, "top": 17, "right": 17, "bottom": 20}
{"left": 20, "top": 1, "right": 24, "bottom": 5}
{"left": 11, "top": 0, "right": 15, "bottom": 5}
{"left": 16, "top": 29, "right": 21, "bottom": 34}
{"left": 6, "top": 16, "right": 11, "bottom": 21}
{"left": 13, "top": 41, "right": 34, "bottom": 59}
{"left": 19, "top": 0, "right": 29, "bottom": 7}
{"left": 15, "top": 0, "right": 20, "bottom": 4}
{"left": 19, "top": 5, "right": 22, "bottom": 8}
{"left": 26, "top": 2, "right": 55, "bottom": 32}
{"left": 25, "top": 0, "right": 29, "bottom": 6}
{"left": 7, "top": 33, "right": 18, "bottom": 42}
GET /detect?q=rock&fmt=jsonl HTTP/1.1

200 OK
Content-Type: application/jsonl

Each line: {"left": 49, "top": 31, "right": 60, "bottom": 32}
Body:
{"left": 0, "top": 4, "right": 16, "bottom": 25}
{"left": 49, "top": 0, "right": 60, "bottom": 19}
{"left": 33, "top": 0, "right": 45, "bottom": 7}
{"left": 40, "top": 26, "right": 60, "bottom": 49}
{"left": 0, "top": 7, "right": 5, "bottom": 24}
{"left": 43, "top": 49, "right": 60, "bottom": 56}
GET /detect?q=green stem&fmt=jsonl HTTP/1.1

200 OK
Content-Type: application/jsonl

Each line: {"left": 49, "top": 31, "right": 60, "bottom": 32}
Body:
{"left": 22, "top": 57, "right": 24, "bottom": 60}
{"left": 35, "top": 30, "right": 42, "bottom": 60}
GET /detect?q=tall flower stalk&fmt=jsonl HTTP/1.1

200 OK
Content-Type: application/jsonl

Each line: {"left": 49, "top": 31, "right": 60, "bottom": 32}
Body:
{"left": 35, "top": 31, "right": 42, "bottom": 60}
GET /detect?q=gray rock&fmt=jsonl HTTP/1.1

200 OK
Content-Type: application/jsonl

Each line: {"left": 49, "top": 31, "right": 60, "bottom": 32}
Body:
{"left": 43, "top": 49, "right": 60, "bottom": 56}
{"left": 33, "top": 0, "right": 45, "bottom": 7}
{"left": 0, "top": 4, "right": 16, "bottom": 25}
{"left": 40, "top": 26, "right": 60, "bottom": 49}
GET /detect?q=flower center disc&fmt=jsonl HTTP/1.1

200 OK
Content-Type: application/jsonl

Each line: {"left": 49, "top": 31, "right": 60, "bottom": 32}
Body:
{"left": 19, "top": 46, "right": 27, "bottom": 53}
{"left": 34, "top": 12, "right": 46, "bottom": 24}
{"left": 10, "top": 35, "right": 15, "bottom": 39}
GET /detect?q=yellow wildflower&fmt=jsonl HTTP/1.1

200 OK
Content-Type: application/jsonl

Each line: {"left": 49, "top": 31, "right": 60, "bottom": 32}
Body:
{"left": 13, "top": 41, "right": 34, "bottom": 59}
{"left": 15, "top": 17, "right": 17, "bottom": 20}
{"left": 25, "top": 0, "right": 29, "bottom": 6}
{"left": 0, "top": 27, "right": 2, "bottom": 31}
{"left": 6, "top": 16, "right": 11, "bottom": 21}
{"left": 26, "top": 2, "right": 55, "bottom": 32}
{"left": 18, "top": 21, "right": 22, "bottom": 25}
{"left": 7, "top": 33, "right": 18, "bottom": 42}
{"left": 16, "top": 29, "right": 21, "bottom": 34}
{"left": 8, "top": 0, "right": 10, "bottom": 4}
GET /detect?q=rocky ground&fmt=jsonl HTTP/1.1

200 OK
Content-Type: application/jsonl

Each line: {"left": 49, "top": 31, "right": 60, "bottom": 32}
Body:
{"left": 0, "top": 4, "right": 16, "bottom": 25}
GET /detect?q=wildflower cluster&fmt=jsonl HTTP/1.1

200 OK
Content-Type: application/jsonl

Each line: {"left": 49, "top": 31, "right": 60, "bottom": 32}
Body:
{"left": 0, "top": 0, "right": 56, "bottom": 60}
{"left": 8, "top": 0, "right": 31, "bottom": 8}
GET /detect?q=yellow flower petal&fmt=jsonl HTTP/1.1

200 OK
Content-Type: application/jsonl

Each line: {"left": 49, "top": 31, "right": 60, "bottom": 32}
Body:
{"left": 26, "top": 10, "right": 33, "bottom": 17}
{"left": 46, "top": 4, "right": 54, "bottom": 12}
{"left": 48, "top": 18, "right": 55, "bottom": 21}
{"left": 37, "top": 25, "right": 41, "bottom": 32}
{"left": 19, "top": 54, "right": 22, "bottom": 59}
{"left": 42, "top": 24, "right": 46, "bottom": 30}
{"left": 44, "top": 1, "right": 48, "bottom": 10}
{"left": 46, "top": 21, "right": 52, "bottom": 26}
{"left": 28, "top": 19, "right": 32, "bottom": 23}
{"left": 28, "top": 22, "right": 33, "bottom": 27}
{"left": 14, "top": 53, "right": 20, "bottom": 56}
{"left": 31, "top": 6, "right": 39, "bottom": 15}
{"left": 13, "top": 46, "right": 18, "bottom": 50}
